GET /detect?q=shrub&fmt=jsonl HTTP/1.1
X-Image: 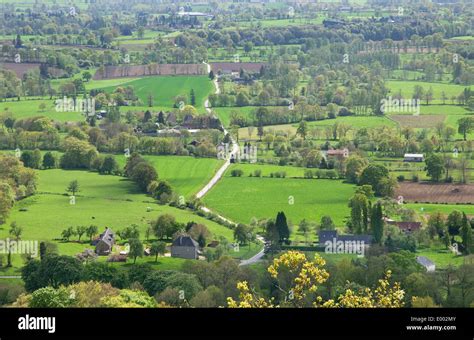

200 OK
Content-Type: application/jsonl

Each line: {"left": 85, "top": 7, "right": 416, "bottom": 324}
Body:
{"left": 253, "top": 169, "right": 262, "bottom": 177}
{"left": 397, "top": 175, "right": 405, "bottom": 182}
{"left": 304, "top": 170, "right": 313, "bottom": 179}
{"left": 230, "top": 169, "right": 243, "bottom": 177}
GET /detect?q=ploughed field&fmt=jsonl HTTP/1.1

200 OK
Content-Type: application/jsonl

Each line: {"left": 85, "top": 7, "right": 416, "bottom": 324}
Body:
{"left": 396, "top": 182, "right": 474, "bottom": 204}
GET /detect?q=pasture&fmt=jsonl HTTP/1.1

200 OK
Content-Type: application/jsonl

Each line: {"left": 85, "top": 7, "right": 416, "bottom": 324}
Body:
{"left": 203, "top": 173, "right": 355, "bottom": 227}
{"left": 386, "top": 81, "right": 470, "bottom": 104}
{"left": 100, "top": 75, "right": 213, "bottom": 112}
{"left": 0, "top": 99, "right": 84, "bottom": 122}
{"left": 0, "top": 169, "right": 250, "bottom": 271}
{"left": 114, "top": 155, "right": 223, "bottom": 198}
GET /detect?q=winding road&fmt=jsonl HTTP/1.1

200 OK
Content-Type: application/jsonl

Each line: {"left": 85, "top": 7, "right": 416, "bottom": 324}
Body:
{"left": 196, "top": 62, "right": 239, "bottom": 199}
{"left": 196, "top": 62, "right": 265, "bottom": 266}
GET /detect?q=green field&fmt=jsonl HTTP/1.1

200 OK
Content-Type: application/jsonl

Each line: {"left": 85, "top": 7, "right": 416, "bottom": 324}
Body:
{"left": 0, "top": 169, "right": 250, "bottom": 272}
{"left": 238, "top": 115, "right": 397, "bottom": 140}
{"left": 386, "top": 81, "right": 471, "bottom": 104}
{"left": 0, "top": 151, "right": 222, "bottom": 200}
{"left": 0, "top": 99, "right": 84, "bottom": 122}
{"left": 114, "top": 155, "right": 223, "bottom": 198}
{"left": 406, "top": 203, "right": 474, "bottom": 216}
{"left": 221, "top": 163, "right": 307, "bottom": 178}
{"left": 100, "top": 76, "right": 214, "bottom": 112}
{"left": 203, "top": 174, "right": 355, "bottom": 226}
{"left": 213, "top": 106, "right": 258, "bottom": 127}
{"left": 416, "top": 246, "right": 465, "bottom": 268}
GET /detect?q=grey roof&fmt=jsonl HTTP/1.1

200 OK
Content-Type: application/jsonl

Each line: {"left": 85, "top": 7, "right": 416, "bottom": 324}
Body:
{"left": 416, "top": 256, "right": 435, "bottom": 267}
{"left": 172, "top": 235, "right": 199, "bottom": 248}
{"left": 99, "top": 228, "right": 114, "bottom": 247}
{"left": 318, "top": 230, "right": 338, "bottom": 244}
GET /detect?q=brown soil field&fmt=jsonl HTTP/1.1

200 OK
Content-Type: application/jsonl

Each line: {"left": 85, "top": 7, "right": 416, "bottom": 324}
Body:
{"left": 389, "top": 114, "right": 446, "bottom": 128}
{"left": 395, "top": 182, "right": 474, "bottom": 204}
{"left": 1, "top": 62, "right": 40, "bottom": 78}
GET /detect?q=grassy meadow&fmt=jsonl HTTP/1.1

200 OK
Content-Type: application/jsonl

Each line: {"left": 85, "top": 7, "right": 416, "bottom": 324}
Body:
{"left": 203, "top": 171, "right": 355, "bottom": 227}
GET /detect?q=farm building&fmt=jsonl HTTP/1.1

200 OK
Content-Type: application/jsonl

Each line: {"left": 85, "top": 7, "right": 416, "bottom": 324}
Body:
{"left": 326, "top": 148, "right": 349, "bottom": 159}
{"left": 386, "top": 221, "right": 422, "bottom": 234}
{"left": 171, "top": 235, "right": 200, "bottom": 260}
{"left": 416, "top": 256, "right": 436, "bottom": 272}
{"left": 404, "top": 153, "right": 424, "bottom": 162}
{"left": 94, "top": 228, "right": 115, "bottom": 255}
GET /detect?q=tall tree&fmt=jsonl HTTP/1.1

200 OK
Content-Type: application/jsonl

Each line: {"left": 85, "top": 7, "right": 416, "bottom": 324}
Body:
{"left": 371, "top": 203, "right": 384, "bottom": 244}
{"left": 425, "top": 154, "right": 445, "bottom": 182}
{"left": 349, "top": 193, "right": 369, "bottom": 234}
{"left": 458, "top": 117, "right": 474, "bottom": 141}
{"left": 129, "top": 238, "right": 144, "bottom": 264}
{"left": 150, "top": 241, "right": 166, "bottom": 262}
{"left": 275, "top": 212, "right": 290, "bottom": 243}
{"left": 460, "top": 213, "right": 473, "bottom": 254}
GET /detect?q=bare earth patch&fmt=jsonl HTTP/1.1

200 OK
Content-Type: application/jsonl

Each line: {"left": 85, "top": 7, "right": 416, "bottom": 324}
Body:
{"left": 389, "top": 114, "right": 446, "bottom": 128}
{"left": 396, "top": 182, "right": 474, "bottom": 204}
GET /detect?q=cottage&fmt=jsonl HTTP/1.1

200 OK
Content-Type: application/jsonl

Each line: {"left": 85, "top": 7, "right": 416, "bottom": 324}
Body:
{"left": 417, "top": 256, "right": 436, "bottom": 272}
{"left": 94, "top": 228, "right": 114, "bottom": 255}
{"left": 386, "top": 221, "right": 422, "bottom": 234}
{"left": 326, "top": 148, "right": 349, "bottom": 159}
{"left": 171, "top": 235, "right": 200, "bottom": 260}
{"left": 404, "top": 153, "right": 424, "bottom": 162}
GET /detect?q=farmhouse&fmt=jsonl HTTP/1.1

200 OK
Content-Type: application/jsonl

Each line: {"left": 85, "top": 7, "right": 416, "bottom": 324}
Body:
{"left": 404, "top": 153, "right": 424, "bottom": 162}
{"left": 211, "top": 62, "right": 266, "bottom": 76}
{"left": 326, "top": 148, "right": 349, "bottom": 159}
{"left": 386, "top": 221, "right": 422, "bottom": 234}
{"left": 171, "top": 235, "right": 200, "bottom": 260}
{"left": 93, "top": 228, "right": 115, "bottom": 255}
{"left": 416, "top": 256, "right": 436, "bottom": 272}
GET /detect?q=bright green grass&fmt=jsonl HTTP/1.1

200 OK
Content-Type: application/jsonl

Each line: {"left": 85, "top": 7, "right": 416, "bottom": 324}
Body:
{"left": 385, "top": 104, "right": 471, "bottom": 116}
{"left": 213, "top": 106, "right": 279, "bottom": 127}
{"left": 1, "top": 170, "right": 236, "bottom": 247}
{"left": 114, "top": 155, "right": 223, "bottom": 198}
{"left": 0, "top": 151, "right": 222, "bottom": 200}
{"left": 99, "top": 76, "right": 213, "bottom": 112}
{"left": 224, "top": 163, "right": 306, "bottom": 178}
{"left": 203, "top": 176, "right": 355, "bottom": 226}
{"left": 0, "top": 169, "right": 252, "bottom": 271}
{"left": 0, "top": 99, "right": 84, "bottom": 122}
{"left": 238, "top": 116, "right": 396, "bottom": 140}
{"left": 406, "top": 203, "right": 474, "bottom": 216}
{"left": 85, "top": 77, "right": 139, "bottom": 90}
{"left": 449, "top": 36, "right": 474, "bottom": 40}
{"left": 416, "top": 247, "right": 465, "bottom": 268}
{"left": 386, "top": 81, "right": 471, "bottom": 104}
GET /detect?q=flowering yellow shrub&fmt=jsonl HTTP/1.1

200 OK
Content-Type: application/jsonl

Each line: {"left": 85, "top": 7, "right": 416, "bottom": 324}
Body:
{"left": 228, "top": 251, "right": 405, "bottom": 308}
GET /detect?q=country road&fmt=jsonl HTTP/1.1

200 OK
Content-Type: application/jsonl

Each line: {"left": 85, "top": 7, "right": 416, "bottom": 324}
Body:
{"left": 196, "top": 62, "right": 239, "bottom": 199}
{"left": 239, "top": 236, "right": 266, "bottom": 266}
{"left": 196, "top": 63, "right": 265, "bottom": 266}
